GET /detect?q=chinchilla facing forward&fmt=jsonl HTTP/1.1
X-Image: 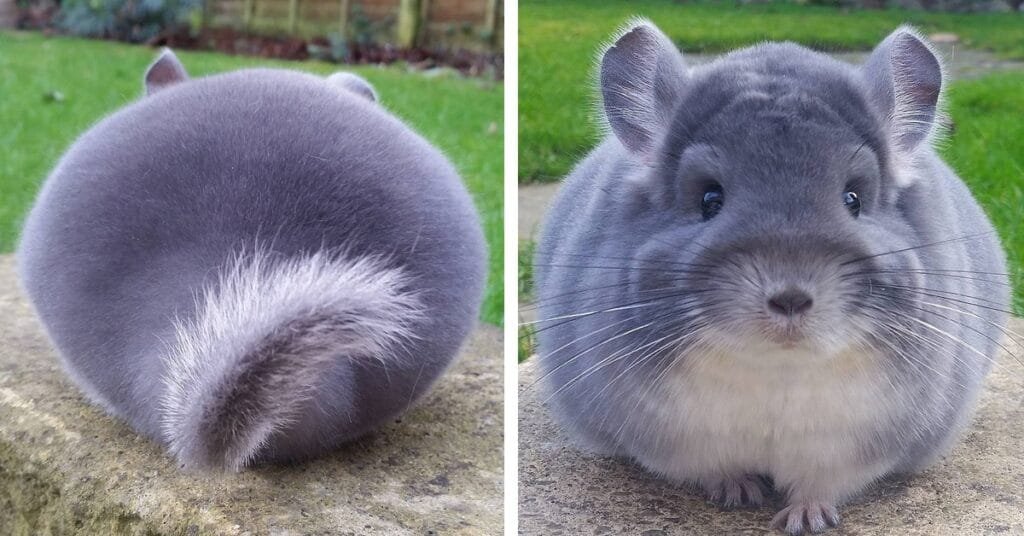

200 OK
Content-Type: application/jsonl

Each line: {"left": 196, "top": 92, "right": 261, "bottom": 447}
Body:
{"left": 18, "top": 50, "right": 485, "bottom": 471}
{"left": 534, "top": 21, "right": 1010, "bottom": 535}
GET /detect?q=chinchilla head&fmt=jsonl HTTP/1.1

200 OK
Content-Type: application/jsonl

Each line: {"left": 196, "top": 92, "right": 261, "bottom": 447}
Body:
{"left": 594, "top": 21, "right": 956, "bottom": 361}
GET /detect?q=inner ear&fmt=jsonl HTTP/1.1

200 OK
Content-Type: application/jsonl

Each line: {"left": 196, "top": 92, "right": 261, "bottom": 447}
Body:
{"left": 145, "top": 48, "right": 189, "bottom": 96}
{"left": 862, "top": 27, "right": 942, "bottom": 155}
{"left": 600, "top": 20, "right": 687, "bottom": 158}
{"left": 327, "top": 72, "right": 377, "bottom": 102}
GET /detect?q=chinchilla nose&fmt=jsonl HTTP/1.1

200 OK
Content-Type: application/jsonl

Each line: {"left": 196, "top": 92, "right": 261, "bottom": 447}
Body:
{"left": 767, "top": 288, "right": 814, "bottom": 317}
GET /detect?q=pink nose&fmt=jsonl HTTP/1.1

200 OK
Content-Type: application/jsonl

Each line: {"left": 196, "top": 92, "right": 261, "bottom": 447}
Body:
{"left": 767, "top": 289, "right": 813, "bottom": 317}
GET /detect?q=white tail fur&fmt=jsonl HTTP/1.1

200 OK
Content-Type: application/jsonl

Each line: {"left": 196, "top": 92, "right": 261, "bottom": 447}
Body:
{"left": 160, "top": 248, "right": 423, "bottom": 470}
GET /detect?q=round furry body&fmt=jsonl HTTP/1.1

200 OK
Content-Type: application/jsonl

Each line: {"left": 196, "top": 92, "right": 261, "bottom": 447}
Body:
{"left": 18, "top": 54, "right": 486, "bottom": 470}
{"left": 534, "top": 22, "right": 1009, "bottom": 535}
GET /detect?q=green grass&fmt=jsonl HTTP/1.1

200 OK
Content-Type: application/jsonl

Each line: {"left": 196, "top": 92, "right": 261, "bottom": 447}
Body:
{"left": 518, "top": 238, "right": 537, "bottom": 361}
{"left": 518, "top": 240, "right": 536, "bottom": 301}
{"left": 940, "top": 71, "right": 1024, "bottom": 315}
{"left": 518, "top": 323, "right": 535, "bottom": 363}
{"left": 519, "top": 0, "right": 1024, "bottom": 183}
{"left": 0, "top": 31, "right": 503, "bottom": 325}
{"left": 518, "top": 239, "right": 536, "bottom": 360}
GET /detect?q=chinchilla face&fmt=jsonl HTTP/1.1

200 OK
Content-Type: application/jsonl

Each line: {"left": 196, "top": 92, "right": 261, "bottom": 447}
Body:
{"left": 597, "top": 21, "right": 948, "bottom": 362}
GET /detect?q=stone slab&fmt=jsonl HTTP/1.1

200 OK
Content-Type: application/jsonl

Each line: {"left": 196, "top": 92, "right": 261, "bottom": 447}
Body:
{"left": 0, "top": 255, "right": 503, "bottom": 535}
{"left": 519, "top": 320, "right": 1024, "bottom": 535}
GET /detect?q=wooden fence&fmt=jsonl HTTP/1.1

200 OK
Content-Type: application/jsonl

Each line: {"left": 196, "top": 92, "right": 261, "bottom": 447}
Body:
{"left": 204, "top": 0, "right": 502, "bottom": 50}
{"left": 0, "top": 0, "right": 17, "bottom": 28}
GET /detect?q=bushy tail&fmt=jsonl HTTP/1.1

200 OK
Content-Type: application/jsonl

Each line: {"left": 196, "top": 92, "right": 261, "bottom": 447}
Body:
{"left": 160, "top": 249, "right": 423, "bottom": 471}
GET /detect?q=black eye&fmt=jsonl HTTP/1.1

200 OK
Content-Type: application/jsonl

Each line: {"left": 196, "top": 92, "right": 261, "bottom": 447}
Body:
{"left": 843, "top": 190, "right": 861, "bottom": 218}
{"left": 701, "top": 184, "right": 724, "bottom": 221}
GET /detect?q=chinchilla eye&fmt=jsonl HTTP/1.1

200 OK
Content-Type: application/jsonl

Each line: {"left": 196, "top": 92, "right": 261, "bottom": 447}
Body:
{"left": 843, "top": 190, "right": 861, "bottom": 218}
{"left": 701, "top": 184, "right": 724, "bottom": 221}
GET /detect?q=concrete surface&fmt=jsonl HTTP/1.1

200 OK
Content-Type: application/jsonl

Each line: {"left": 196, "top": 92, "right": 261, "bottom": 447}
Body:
{"left": 832, "top": 42, "right": 1024, "bottom": 81}
{"left": 518, "top": 182, "right": 560, "bottom": 243}
{"left": 518, "top": 181, "right": 560, "bottom": 328}
{"left": 0, "top": 255, "right": 503, "bottom": 535}
{"left": 680, "top": 43, "right": 1024, "bottom": 81}
{"left": 519, "top": 319, "right": 1024, "bottom": 535}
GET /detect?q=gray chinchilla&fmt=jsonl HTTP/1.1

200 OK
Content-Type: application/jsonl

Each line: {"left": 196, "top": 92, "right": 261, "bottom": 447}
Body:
{"left": 18, "top": 49, "right": 486, "bottom": 471}
{"left": 534, "top": 20, "right": 1010, "bottom": 535}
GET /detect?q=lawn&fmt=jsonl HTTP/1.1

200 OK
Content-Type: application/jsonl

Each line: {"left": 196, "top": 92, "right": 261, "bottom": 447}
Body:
{"left": 0, "top": 31, "right": 503, "bottom": 325}
{"left": 519, "top": 0, "right": 1024, "bottom": 183}
{"left": 941, "top": 70, "right": 1024, "bottom": 315}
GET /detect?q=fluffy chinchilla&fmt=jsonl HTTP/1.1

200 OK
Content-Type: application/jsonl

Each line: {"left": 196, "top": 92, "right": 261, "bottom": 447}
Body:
{"left": 533, "top": 20, "right": 1010, "bottom": 535}
{"left": 18, "top": 49, "right": 486, "bottom": 471}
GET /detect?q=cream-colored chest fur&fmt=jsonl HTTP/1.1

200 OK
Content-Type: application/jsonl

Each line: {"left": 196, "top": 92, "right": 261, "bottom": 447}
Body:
{"left": 628, "top": 346, "right": 901, "bottom": 495}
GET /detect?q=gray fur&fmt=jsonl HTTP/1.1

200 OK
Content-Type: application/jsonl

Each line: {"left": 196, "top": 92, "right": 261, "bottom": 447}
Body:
{"left": 18, "top": 50, "right": 486, "bottom": 471}
{"left": 600, "top": 18, "right": 688, "bottom": 157}
{"left": 327, "top": 72, "right": 378, "bottom": 102}
{"left": 145, "top": 48, "right": 189, "bottom": 95}
{"left": 535, "top": 22, "right": 1008, "bottom": 535}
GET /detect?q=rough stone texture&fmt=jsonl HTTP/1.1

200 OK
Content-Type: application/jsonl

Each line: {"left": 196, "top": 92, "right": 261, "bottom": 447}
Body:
{"left": 0, "top": 255, "right": 502, "bottom": 535}
{"left": 519, "top": 319, "right": 1024, "bottom": 535}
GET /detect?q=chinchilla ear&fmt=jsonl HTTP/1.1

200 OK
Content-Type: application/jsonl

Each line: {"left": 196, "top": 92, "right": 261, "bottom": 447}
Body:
{"left": 600, "top": 19, "right": 687, "bottom": 156}
{"left": 863, "top": 26, "right": 943, "bottom": 159}
{"left": 327, "top": 72, "right": 378, "bottom": 102}
{"left": 145, "top": 48, "right": 189, "bottom": 96}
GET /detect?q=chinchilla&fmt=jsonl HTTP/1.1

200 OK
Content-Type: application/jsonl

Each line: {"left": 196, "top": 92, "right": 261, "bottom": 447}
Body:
{"left": 17, "top": 49, "right": 486, "bottom": 471}
{"left": 533, "top": 20, "right": 1010, "bottom": 535}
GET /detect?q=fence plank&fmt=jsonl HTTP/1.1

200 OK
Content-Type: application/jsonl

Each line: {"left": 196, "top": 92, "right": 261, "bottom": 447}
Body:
{"left": 207, "top": 0, "right": 497, "bottom": 49}
{"left": 396, "top": 0, "right": 421, "bottom": 48}
{"left": 242, "top": 0, "right": 253, "bottom": 29}
{"left": 288, "top": 0, "right": 299, "bottom": 33}
{"left": 484, "top": 0, "right": 498, "bottom": 42}
{"left": 339, "top": 0, "right": 351, "bottom": 37}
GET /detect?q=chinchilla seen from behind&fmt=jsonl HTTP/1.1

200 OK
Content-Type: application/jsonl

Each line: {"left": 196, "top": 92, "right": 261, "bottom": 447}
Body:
{"left": 18, "top": 50, "right": 486, "bottom": 471}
